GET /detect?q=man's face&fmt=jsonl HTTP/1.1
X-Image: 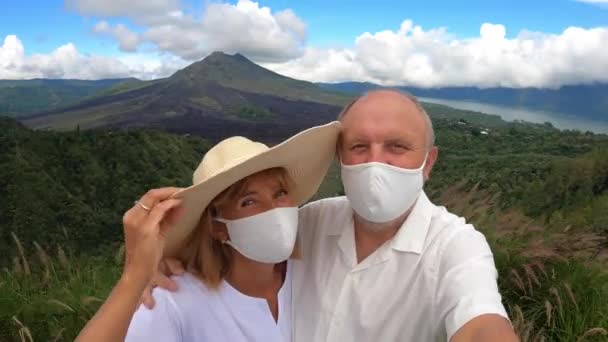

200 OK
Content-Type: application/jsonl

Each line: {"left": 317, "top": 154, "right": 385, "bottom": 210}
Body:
{"left": 339, "top": 91, "right": 438, "bottom": 180}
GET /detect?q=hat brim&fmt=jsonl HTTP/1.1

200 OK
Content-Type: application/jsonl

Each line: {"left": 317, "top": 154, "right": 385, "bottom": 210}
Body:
{"left": 163, "top": 121, "right": 341, "bottom": 256}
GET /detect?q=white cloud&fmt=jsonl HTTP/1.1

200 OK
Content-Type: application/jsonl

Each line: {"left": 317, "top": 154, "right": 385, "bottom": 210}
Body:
{"left": 92, "top": 21, "right": 141, "bottom": 52}
{"left": 573, "top": 0, "right": 608, "bottom": 8}
{"left": 0, "top": 35, "right": 182, "bottom": 80}
{"left": 74, "top": 0, "right": 307, "bottom": 62}
{"left": 65, "top": 0, "right": 180, "bottom": 18}
{"left": 264, "top": 21, "right": 608, "bottom": 88}
{"left": 7, "top": 2, "right": 608, "bottom": 88}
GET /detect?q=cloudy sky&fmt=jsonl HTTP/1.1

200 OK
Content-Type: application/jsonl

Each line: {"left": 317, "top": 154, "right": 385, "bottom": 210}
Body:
{"left": 1, "top": 0, "right": 607, "bottom": 88}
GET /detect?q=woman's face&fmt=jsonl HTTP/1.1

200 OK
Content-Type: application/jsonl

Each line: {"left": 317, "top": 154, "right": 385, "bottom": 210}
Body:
{"left": 219, "top": 171, "right": 295, "bottom": 221}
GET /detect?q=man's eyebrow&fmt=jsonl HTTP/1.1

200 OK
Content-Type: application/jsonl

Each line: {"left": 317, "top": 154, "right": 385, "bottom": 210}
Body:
{"left": 344, "top": 136, "right": 368, "bottom": 143}
{"left": 385, "top": 137, "right": 410, "bottom": 143}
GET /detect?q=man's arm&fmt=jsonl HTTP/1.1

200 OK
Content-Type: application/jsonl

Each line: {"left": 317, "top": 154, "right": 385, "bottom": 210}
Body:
{"left": 451, "top": 314, "right": 519, "bottom": 342}
{"left": 436, "top": 224, "right": 517, "bottom": 341}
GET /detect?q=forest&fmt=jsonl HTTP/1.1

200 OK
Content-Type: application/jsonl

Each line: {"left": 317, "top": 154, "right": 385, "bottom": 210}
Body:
{"left": 1, "top": 114, "right": 607, "bottom": 341}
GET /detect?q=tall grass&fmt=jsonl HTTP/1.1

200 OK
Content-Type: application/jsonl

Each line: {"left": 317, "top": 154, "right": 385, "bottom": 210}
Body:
{"left": 496, "top": 256, "right": 608, "bottom": 341}
{"left": 437, "top": 185, "right": 608, "bottom": 341}
{"left": 0, "top": 234, "right": 121, "bottom": 341}
{"left": 2, "top": 219, "right": 607, "bottom": 341}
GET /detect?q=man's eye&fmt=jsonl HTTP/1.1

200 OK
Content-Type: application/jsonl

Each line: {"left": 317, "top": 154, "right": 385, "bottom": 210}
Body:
{"left": 388, "top": 142, "right": 410, "bottom": 151}
{"left": 351, "top": 144, "right": 366, "bottom": 151}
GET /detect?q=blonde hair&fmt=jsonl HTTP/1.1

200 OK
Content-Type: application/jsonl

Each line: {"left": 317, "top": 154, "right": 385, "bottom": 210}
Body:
{"left": 179, "top": 167, "right": 296, "bottom": 289}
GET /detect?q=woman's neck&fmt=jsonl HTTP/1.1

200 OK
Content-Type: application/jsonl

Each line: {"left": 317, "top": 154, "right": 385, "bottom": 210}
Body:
{"left": 225, "top": 254, "right": 285, "bottom": 299}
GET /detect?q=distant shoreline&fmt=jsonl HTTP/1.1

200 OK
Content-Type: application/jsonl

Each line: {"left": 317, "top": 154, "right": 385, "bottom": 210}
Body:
{"left": 419, "top": 97, "right": 608, "bottom": 134}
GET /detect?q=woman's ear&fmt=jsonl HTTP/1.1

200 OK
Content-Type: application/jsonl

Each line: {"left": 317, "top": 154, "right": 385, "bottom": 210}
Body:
{"left": 210, "top": 221, "right": 229, "bottom": 242}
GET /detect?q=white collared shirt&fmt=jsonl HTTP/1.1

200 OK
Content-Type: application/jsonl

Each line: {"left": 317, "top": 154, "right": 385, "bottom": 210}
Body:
{"left": 125, "top": 264, "right": 292, "bottom": 342}
{"left": 292, "top": 192, "right": 508, "bottom": 342}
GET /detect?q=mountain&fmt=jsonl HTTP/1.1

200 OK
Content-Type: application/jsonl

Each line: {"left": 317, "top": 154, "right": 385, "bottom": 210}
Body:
{"left": 19, "top": 52, "right": 352, "bottom": 143}
{"left": 0, "top": 78, "right": 137, "bottom": 117}
{"left": 169, "top": 52, "right": 348, "bottom": 105}
{"left": 318, "top": 82, "right": 608, "bottom": 122}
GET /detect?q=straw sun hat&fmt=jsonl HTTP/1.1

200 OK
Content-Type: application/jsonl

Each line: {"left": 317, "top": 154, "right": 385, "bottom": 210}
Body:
{"left": 163, "top": 121, "right": 341, "bottom": 256}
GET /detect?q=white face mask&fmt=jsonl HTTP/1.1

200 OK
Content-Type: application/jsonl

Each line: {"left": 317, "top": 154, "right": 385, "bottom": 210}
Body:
{"left": 341, "top": 157, "right": 426, "bottom": 224}
{"left": 215, "top": 207, "right": 298, "bottom": 264}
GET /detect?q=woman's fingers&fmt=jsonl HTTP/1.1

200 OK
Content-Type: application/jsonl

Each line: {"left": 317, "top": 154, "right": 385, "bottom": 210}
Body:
{"left": 143, "top": 199, "right": 182, "bottom": 233}
{"left": 123, "top": 187, "right": 183, "bottom": 229}
{"left": 138, "top": 187, "right": 182, "bottom": 209}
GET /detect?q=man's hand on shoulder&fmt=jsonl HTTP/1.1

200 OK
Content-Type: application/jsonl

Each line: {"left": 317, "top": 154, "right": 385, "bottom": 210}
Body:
{"left": 141, "top": 258, "right": 185, "bottom": 309}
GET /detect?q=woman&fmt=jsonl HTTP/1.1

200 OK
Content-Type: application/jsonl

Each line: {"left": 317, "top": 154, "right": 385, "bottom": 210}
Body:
{"left": 76, "top": 122, "right": 340, "bottom": 341}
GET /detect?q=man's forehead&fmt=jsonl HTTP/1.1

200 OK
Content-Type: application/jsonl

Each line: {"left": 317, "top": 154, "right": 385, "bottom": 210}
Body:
{"left": 343, "top": 99, "right": 425, "bottom": 128}
{"left": 344, "top": 91, "right": 422, "bottom": 121}
{"left": 353, "top": 90, "right": 418, "bottom": 110}
{"left": 339, "top": 91, "right": 428, "bottom": 143}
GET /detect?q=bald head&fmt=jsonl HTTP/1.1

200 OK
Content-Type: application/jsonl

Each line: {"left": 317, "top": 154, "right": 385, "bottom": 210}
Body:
{"left": 338, "top": 89, "right": 435, "bottom": 148}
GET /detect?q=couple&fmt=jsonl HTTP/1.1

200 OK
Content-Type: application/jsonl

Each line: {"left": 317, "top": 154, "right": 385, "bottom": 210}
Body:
{"left": 77, "top": 90, "right": 517, "bottom": 341}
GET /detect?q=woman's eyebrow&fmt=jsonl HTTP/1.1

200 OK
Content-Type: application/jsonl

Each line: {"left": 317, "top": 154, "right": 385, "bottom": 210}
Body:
{"left": 240, "top": 190, "right": 257, "bottom": 198}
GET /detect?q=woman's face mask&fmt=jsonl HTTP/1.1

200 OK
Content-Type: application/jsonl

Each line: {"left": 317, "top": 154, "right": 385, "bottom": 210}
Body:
{"left": 214, "top": 170, "right": 298, "bottom": 263}
{"left": 216, "top": 207, "right": 298, "bottom": 263}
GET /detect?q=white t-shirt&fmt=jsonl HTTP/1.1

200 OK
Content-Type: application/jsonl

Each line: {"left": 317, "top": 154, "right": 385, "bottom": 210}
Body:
{"left": 292, "top": 193, "right": 509, "bottom": 342}
{"left": 125, "top": 263, "right": 292, "bottom": 342}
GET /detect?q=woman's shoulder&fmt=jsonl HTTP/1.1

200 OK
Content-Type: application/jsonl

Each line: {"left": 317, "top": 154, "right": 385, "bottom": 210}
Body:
{"left": 159, "top": 272, "right": 218, "bottom": 304}
{"left": 126, "top": 273, "right": 219, "bottom": 341}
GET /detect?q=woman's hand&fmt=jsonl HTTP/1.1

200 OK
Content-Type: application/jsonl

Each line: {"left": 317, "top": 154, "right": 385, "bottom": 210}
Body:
{"left": 76, "top": 187, "right": 185, "bottom": 342}
{"left": 122, "top": 187, "right": 184, "bottom": 287}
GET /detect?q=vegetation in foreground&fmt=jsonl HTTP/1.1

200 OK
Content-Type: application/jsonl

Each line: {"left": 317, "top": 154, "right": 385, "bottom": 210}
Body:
{"left": 1, "top": 111, "right": 607, "bottom": 341}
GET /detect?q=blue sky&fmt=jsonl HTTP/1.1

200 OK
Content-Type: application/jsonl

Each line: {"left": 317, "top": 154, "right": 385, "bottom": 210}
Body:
{"left": 274, "top": 0, "right": 608, "bottom": 45}
{"left": 1, "top": 0, "right": 607, "bottom": 86}
{"left": 2, "top": 0, "right": 606, "bottom": 55}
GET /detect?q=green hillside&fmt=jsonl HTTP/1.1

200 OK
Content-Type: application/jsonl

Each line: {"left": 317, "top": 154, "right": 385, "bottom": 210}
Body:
{"left": 0, "top": 117, "right": 210, "bottom": 259}
{"left": 0, "top": 79, "right": 135, "bottom": 118}
{"left": 1, "top": 112, "right": 607, "bottom": 340}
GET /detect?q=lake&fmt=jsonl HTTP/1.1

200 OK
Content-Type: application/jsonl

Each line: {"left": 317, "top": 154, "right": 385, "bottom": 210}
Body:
{"left": 419, "top": 97, "right": 608, "bottom": 134}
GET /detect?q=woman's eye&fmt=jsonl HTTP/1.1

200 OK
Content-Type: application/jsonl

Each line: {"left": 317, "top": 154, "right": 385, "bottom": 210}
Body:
{"left": 241, "top": 199, "right": 255, "bottom": 207}
{"left": 276, "top": 189, "right": 288, "bottom": 197}
{"left": 351, "top": 144, "right": 366, "bottom": 151}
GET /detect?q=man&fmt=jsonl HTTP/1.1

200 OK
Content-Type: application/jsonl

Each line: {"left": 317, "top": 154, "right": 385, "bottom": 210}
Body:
{"left": 147, "top": 89, "right": 518, "bottom": 341}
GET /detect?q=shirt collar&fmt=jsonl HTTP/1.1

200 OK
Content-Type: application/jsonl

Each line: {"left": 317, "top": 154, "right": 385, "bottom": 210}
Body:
{"left": 390, "top": 191, "right": 433, "bottom": 254}
{"left": 327, "top": 192, "right": 434, "bottom": 255}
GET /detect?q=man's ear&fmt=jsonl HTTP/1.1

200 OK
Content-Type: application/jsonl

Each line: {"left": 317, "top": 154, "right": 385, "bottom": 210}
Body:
{"left": 423, "top": 146, "right": 439, "bottom": 182}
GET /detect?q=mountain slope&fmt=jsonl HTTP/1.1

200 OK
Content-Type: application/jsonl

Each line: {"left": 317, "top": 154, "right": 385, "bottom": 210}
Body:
{"left": 319, "top": 82, "right": 608, "bottom": 122}
{"left": 0, "top": 78, "right": 136, "bottom": 117}
{"left": 170, "top": 52, "right": 349, "bottom": 105}
{"left": 20, "top": 52, "right": 351, "bottom": 142}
